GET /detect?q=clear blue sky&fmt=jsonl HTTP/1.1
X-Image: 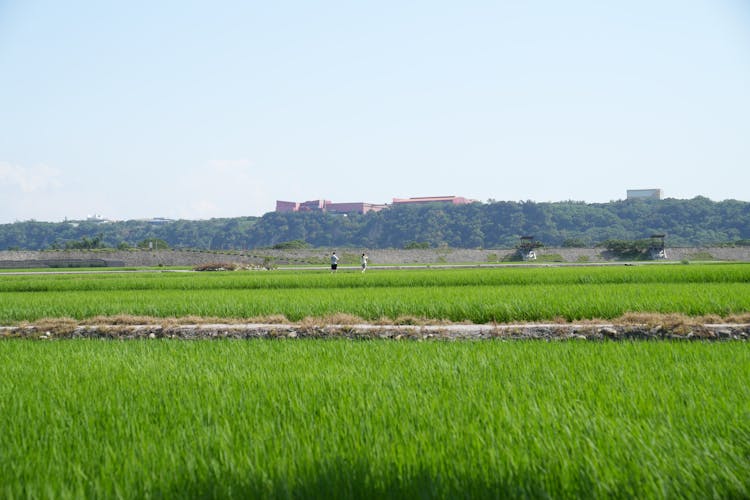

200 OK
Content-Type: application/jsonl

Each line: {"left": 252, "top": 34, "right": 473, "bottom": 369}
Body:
{"left": 1, "top": 1, "right": 749, "bottom": 223}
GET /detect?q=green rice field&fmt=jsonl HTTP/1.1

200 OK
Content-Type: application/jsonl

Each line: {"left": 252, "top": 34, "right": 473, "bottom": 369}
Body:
{"left": 0, "top": 340, "right": 747, "bottom": 499}
{"left": 1, "top": 263, "right": 750, "bottom": 323}
{"left": 1, "top": 264, "right": 748, "bottom": 498}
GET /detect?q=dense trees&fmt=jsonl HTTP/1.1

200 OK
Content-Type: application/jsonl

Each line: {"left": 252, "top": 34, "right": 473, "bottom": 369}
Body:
{"left": 1, "top": 198, "right": 749, "bottom": 250}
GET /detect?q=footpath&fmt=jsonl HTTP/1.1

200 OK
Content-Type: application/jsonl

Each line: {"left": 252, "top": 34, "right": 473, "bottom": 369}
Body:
{"left": 2, "top": 322, "right": 748, "bottom": 341}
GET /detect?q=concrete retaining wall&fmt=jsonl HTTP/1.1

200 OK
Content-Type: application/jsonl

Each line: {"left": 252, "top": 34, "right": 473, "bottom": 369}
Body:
{"left": 1, "top": 247, "right": 749, "bottom": 267}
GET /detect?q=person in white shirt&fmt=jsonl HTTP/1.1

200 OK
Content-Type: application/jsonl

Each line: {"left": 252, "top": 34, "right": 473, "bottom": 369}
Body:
{"left": 361, "top": 253, "right": 368, "bottom": 273}
{"left": 330, "top": 252, "right": 339, "bottom": 273}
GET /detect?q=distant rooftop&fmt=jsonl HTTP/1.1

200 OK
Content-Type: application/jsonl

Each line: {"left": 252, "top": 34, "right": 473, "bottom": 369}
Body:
{"left": 276, "top": 195, "right": 477, "bottom": 214}
{"left": 627, "top": 189, "right": 663, "bottom": 200}
{"left": 392, "top": 196, "right": 477, "bottom": 205}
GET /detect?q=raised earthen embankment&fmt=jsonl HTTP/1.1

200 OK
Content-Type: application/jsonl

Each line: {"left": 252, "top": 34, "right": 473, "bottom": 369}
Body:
{"left": 2, "top": 322, "right": 748, "bottom": 341}
{"left": 1, "top": 247, "right": 749, "bottom": 268}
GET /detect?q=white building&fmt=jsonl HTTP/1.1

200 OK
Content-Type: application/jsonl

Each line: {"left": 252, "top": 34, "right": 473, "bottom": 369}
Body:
{"left": 627, "top": 189, "right": 663, "bottom": 200}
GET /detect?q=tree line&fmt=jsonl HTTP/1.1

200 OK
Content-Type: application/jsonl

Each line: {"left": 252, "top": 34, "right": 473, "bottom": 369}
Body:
{"left": 1, "top": 197, "right": 749, "bottom": 251}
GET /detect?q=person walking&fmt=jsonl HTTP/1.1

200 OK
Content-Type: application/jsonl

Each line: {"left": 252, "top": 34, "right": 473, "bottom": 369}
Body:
{"left": 330, "top": 251, "right": 339, "bottom": 273}
{"left": 360, "top": 253, "right": 368, "bottom": 273}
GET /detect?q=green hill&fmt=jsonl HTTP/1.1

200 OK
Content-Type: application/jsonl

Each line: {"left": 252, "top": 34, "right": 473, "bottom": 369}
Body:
{"left": 2, "top": 197, "right": 749, "bottom": 250}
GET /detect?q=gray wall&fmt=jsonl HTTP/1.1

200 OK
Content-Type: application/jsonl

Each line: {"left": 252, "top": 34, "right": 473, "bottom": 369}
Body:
{"left": 1, "top": 247, "right": 749, "bottom": 267}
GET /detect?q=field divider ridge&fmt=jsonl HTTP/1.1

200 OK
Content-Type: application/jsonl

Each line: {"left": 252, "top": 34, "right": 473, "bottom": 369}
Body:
{"left": 1, "top": 322, "right": 748, "bottom": 341}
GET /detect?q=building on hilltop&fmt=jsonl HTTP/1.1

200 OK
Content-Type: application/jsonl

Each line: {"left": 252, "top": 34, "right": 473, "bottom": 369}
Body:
{"left": 391, "top": 196, "right": 477, "bottom": 206}
{"left": 275, "top": 199, "right": 386, "bottom": 214}
{"left": 275, "top": 200, "right": 300, "bottom": 213}
{"left": 85, "top": 214, "right": 113, "bottom": 223}
{"left": 327, "top": 202, "right": 387, "bottom": 214}
{"left": 627, "top": 189, "right": 663, "bottom": 200}
{"left": 298, "top": 199, "right": 331, "bottom": 212}
{"left": 275, "top": 195, "right": 475, "bottom": 214}
{"left": 146, "top": 218, "right": 174, "bottom": 225}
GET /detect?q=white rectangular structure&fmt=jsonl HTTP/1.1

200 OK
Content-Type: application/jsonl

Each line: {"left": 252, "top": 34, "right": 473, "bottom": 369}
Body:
{"left": 627, "top": 189, "right": 662, "bottom": 200}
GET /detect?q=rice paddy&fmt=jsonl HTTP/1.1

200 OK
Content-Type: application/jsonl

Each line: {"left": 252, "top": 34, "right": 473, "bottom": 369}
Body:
{"left": 1, "top": 263, "right": 749, "bottom": 323}
{"left": 1, "top": 263, "right": 748, "bottom": 499}
{"left": 0, "top": 340, "right": 748, "bottom": 499}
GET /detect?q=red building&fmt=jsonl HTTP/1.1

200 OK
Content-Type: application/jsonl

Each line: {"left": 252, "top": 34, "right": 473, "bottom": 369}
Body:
{"left": 298, "top": 199, "right": 331, "bottom": 212}
{"left": 275, "top": 200, "right": 300, "bottom": 213}
{"left": 327, "top": 202, "right": 387, "bottom": 214}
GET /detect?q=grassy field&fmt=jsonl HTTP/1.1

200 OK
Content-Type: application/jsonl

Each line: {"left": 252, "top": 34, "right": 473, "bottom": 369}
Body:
{"left": 1, "top": 263, "right": 750, "bottom": 323}
{"left": 0, "top": 340, "right": 747, "bottom": 499}
{"left": 1, "top": 264, "right": 748, "bottom": 498}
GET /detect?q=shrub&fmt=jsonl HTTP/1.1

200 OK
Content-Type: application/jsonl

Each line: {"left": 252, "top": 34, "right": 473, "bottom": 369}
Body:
{"left": 562, "top": 238, "right": 588, "bottom": 248}
{"left": 272, "top": 240, "right": 310, "bottom": 250}
{"left": 598, "top": 239, "right": 653, "bottom": 260}
{"left": 687, "top": 252, "right": 714, "bottom": 261}
{"left": 536, "top": 254, "right": 564, "bottom": 263}
{"left": 404, "top": 241, "right": 430, "bottom": 250}
{"left": 194, "top": 262, "right": 239, "bottom": 271}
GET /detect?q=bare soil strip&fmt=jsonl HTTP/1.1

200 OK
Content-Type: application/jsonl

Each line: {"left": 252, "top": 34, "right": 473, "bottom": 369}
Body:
{"left": 2, "top": 321, "right": 748, "bottom": 341}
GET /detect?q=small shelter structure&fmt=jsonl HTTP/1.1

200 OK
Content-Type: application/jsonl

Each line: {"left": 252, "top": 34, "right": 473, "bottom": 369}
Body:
{"left": 517, "top": 235, "right": 540, "bottom": 261}
{"left": 648, "top": 234, "right": 667, "bottom": 260}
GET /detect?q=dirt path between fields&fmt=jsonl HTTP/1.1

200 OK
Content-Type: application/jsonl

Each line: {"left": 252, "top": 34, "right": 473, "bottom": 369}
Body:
{"left": 2, "top": 322, "right": 748, "bottom": 341}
